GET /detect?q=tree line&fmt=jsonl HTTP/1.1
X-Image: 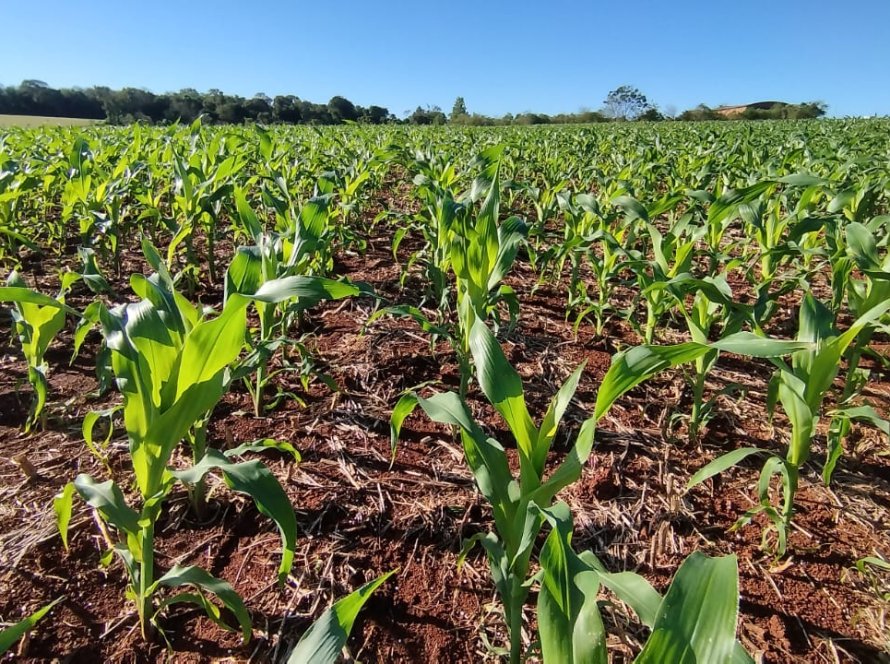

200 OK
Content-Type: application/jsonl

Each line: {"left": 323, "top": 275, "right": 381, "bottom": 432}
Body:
{"left": 0, "top": 80, "right": 395, "bottom": 125}
{"left": 0, "top": 80, "right": 827, "bottom": 125}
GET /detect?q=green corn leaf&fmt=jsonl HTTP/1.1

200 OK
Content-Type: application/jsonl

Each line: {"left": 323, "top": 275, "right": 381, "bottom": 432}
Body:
{"left": 299, "top": 196, "right": 331, "bottom": 246}
{"left": 469, "top": 319, "right": 537, "bottom": 474}
{"left": 389, "top": 392, "right": 419, "bottom": 459}
{"left": 530, "top": 417, "right": 596, "bottom": 507}
{"left": 536, "top": 503, "right": 607, "bottom": 664}
{"left": 175, "top": 299, "right": 249, "bottom": 401}
{"left": 777, "top": 372, "right": 815, "bottom": 465}
{"left": 54, "top": 482, "right": 75, "bottom": 550}
{"left": 803, "top": 299, "right": 890, "bottom": 410}
{"left": 249, "top": 275, "right": 362, "bottom": 308}
{"left": 537, "top": 362, "right": 586, "bottom": 456}
{"left": 778, "top": 173, "right": 829, "bottom": 187}
{"left": 72, "top": 474, "right": 139, "bottom": 535}
{"left": 82, "top": 406, "right": 120, "bottom": 462}
{"left": 0, "top": 597, "right": 62, "bottom": 655}
{"left": 154, "top": 592, "right": 231, "bottom": 634}
{"left": 25, "top": 366, "right": 49, "bottom": 432}
{"left": 416, "top": 390, "right": 480, "bottom": 434}
{"left": 286, "top": 570, "right": 396, "bottom": 664}
{"left": 596, "top": 334, "right": 810, "bottom": 422}
{"left": 170, "top": 449, "right": 296, "bottom": 583}
{"left": 487, "top": 216, "right": 528, "bottom": 290}
{"left": 595, "top": 343, "right": 706, "bottom": 421}
{"left": 635, "top": 552, "right": 749, "bottom": 664}
{"left": 234, "top": 187, "right": 263, "bottom": 240}
{"left": 846, "top": 222, "right": 882, "bottom": 270}
{"left": 856, "top": 556, "right": 890, "bottom": 573}
{"left": 129, "top": 274, "right": 188, "bottom": 336}
{"left": 137, "top": 375, "right": 228, "bottom": 495}
{"left": 687, "top": 448, "right": 764, "bottom": 489}
{"left": 153, "top": 564, "right": 251, "bottom": 643}
{"left": 224, "top": 245, "right": 263, "bottom": 301}
{"left": 828, "top": 189, "right": 856, "bottom": 214}
{"left": 0, "top": 286, "right": 77, "bottom": 315}
{"left": 72, "top": 300, "right": 104, "bottom": 363}
{"left": 612, "top": 195, "right": 649, "bottom": 223}
{"left": 711, "top": 332, "right": 811, "bottom": 358}
{"left": 224, "top": 438, "right": 301, "bottom": 462}
{"left": 709, "top": 181, "right": 773, "bottom": 226}
{"left": 416, "top": 391, "right": 515, "bottom": 535}
{"left": 825, "top": 405, "right": 889, "bottom": 484}
{"left": 758, "top": 456, "right": 792, "bottom": 508}
{"left": 579, "top": 554, "right": 662, "bottom": 628}
{"left": 832, "top": 404, "right": 890, "bottom": 435}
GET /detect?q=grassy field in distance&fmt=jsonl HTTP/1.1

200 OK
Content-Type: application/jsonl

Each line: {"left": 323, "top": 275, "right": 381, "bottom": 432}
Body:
{"left": 0, "top": 114, "right": 102, "bottom": 127}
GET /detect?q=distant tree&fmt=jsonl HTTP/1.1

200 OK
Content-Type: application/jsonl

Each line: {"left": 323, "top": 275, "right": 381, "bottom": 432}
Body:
{"left": 798, "top": 101, "right": 827, "bottom": 118}
{"left": 409, "top": 105, "right": 447, "bottom": 125}
{"left": 782, "top": 101, "right": 827, "bottom": 119}
{"left": 602, "top": 85, "right": 653, "bottom": 120}
{"left": 637, "top": 106, "right": 664, "bottom": 121}
{"left": 741, "top": 101, "right": 827, "bottom": 121}
{"left": 216, "top": 97, "right": 248, "bottom": 124}
{"left": 162, "top": 88, "right": 203, "bottom": 123}
{"left": 299, "top": 100, "right": 333, "bottom": 124}
{"left": 20, "top": 79, "right": 49, "bottom": 90}
{"left": 514, "top": 112, "right": 551, "bottom": 125}
{"left": 363, "top": 105, "right": 392, "bottom": 124}
{"left": 451, "top": 96, "right": 468, "bottom": 122}
{"left": 678, "top": 104, "right": 720, "bottom": 121}
{"left": 244, "top": 95, "right": 272, "bottom": 123}
{"left": 328, "top": 95, "right": 359, "bottom": 122}
{"left": 272, "top": 95, "right": 301, "bottom": 123}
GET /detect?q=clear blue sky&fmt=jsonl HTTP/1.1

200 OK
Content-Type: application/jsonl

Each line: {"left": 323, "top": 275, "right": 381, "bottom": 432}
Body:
{"left": 2, "top": 0, "right": 888, "bottom": 118}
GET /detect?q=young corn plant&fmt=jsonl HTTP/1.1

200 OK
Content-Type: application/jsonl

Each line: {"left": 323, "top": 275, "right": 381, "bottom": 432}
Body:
{"left": 551, "top": 193, "right": 634, "bottom": 336}
{"left": 623, "top": 199, "right": 703, "bottom": 343}
{"left": 449, "top": 147, "right": 527, "bottom": 394}
{"left": 53, "top": 266, "right": 354, "bottom": 642}
{"left": 698, "top": 180, "right": 774, "bottom": 273}
{"left": 391, "top": 319, "right": 799, "bottom": 661}
{"left": 226, "top": 189, "right": 355, "bottom": 416}
{"left": 392, "top": 318, "right": 597, "bottom": 662}
{"left": 0, "top": 271, "right": 79, "bottom": 431}
{"left": 535, "top": 502, "right": 752, "bottom": 663}
{"left": 689, "top": 294, "right": 890, "bottom": 556}
{"left": 374, "top": 146, "right": 527, "bottom": 397}
{"left": 644, "top": 273, "right": 745, "bottom": 438}
{"left": 818, "top": 220, "right": 890, "bottom": 479}
{"left": 838, "top": 221, "right": 890, "bottom": 398}
{"left": 397, "top": 166, "right": 461, "bottom": 311}
{"left": 0, "top": 157, "right": 41, "bottom": 262}
{"left": 168, "top": 127, "right": 243, "bottom": 286}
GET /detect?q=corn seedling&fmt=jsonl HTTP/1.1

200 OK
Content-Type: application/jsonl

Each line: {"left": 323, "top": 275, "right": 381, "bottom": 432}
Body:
{"left": 226, "top": 188, "right": 357, "bottom": 416}
{"left": 52, "top": 262, "right": 358, "bottom": 641}
{"left": 689, "top": 295, "right": 890, "bottom": 555}
{"left": 0, "top": 271, "right": 79, "bottom": 430}
{"left": 391, "top": 317, "right": 803, "bottom": 660}
{"left": 374, "top": 146, "right": 526, "bottom": 397}
{"left": 644, "top": 273, "right": 747, "bottom": 437}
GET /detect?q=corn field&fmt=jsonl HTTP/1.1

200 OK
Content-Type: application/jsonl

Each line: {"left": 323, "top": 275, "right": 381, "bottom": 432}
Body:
{"left": 1, "top": 119, "right": 889, "bottom": 663}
